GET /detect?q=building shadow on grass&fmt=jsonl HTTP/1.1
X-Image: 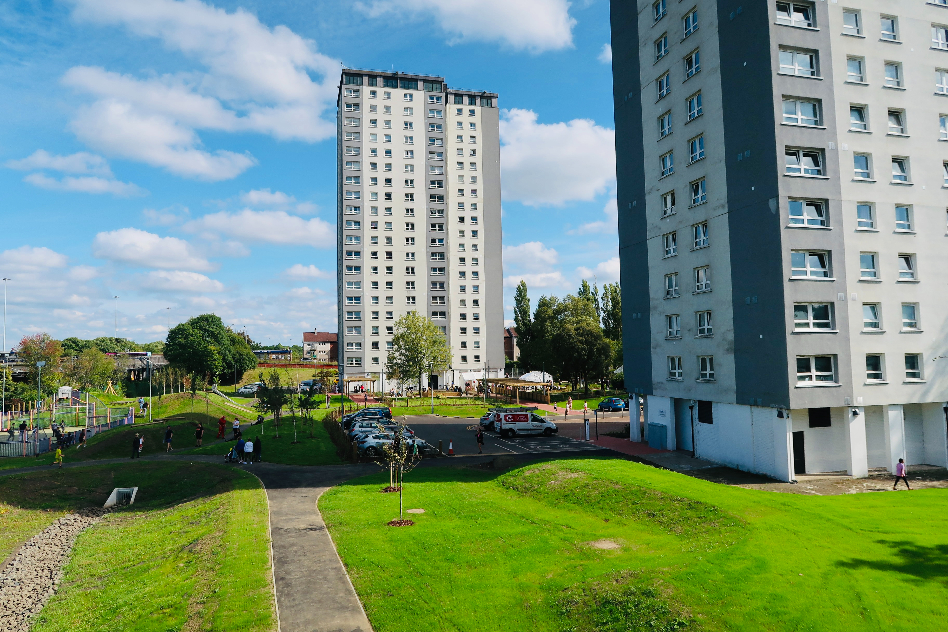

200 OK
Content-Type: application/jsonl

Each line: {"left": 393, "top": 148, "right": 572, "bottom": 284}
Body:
{"left": 836, "top": 540, "right": 948, "bottom": 584}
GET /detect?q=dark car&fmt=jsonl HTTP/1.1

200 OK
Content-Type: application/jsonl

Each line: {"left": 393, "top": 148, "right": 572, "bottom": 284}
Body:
{"left": 597, "top": 397, "right": 628, "bottom": 412}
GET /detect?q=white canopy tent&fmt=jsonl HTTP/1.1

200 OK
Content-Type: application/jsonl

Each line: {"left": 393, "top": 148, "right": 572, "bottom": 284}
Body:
{"left": 519, "top": 371, "right": 553, "bottom": 383}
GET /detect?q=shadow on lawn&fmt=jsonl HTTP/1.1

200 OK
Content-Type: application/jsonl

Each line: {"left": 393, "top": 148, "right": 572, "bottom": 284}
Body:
{"left": 836, "top": 540, "right": 948, "bottom": 584}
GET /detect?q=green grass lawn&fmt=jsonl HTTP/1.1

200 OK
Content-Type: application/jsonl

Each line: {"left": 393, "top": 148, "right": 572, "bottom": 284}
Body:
{"left": 179, "top": 414, "right": 342, "bottom": 466}
{"left": 0, "top": 462, "right": 275, "bottom": 632}
{"left": 321, "top": 458, "right": 948, "bottom": 631}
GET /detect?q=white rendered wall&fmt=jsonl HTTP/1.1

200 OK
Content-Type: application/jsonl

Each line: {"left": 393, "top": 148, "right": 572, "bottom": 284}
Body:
{"left": 692, "top": 403, "right": 786, "bottom": 480}
{"left": 903, "top": 404, "right": 926, "bottom": 466}
{"left": 864, "top": 406, "right": 887, "bottom": 468}
{"left": 790, "top": 407, "right": 849, "bottom": 473}
{"left": 922, "top": 402, "right": 948, "bottom": 467}
{"left": 645, "top": 395, "right": 675, "bottom": 451}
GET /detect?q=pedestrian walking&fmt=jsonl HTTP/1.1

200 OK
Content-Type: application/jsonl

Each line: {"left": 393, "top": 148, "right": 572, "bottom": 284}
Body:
{"left": 164, "top": 425, "right": 174, "bottom": 452}
{"left": 893, "top": 458, "right": 911, "bottom": 490}
{"left": 476, "top": 428, "right": 484, "bottom": 454}
{"left": 139, "top": 434, "right": 144, "bottom": 454}
{"left": 131, "top": 433, "right": 140, "bottom": 459}
{"left": 232, "top": 418, "right": 240, "bottom": 440}
{"left": 78, "top": 428, "right": 87, "bottom": 449}
{"left": 243, "top": 439, "right": 254, "bottom": 464}
{"left": 53, "top": 447, "right": 63, "bottom": 468}
{"left": 254, "top": 436, "right": 262, "bottom": 463}
{"left": 195, "top": 423, "right": 204, "bottom": 447}
{"left": 19, "top": 421, "right": 27, "bottom": 442}
{"left": 236, "top": 437, "right": 246, "bottom": 464}
{"left": 583, "top": 402, "right": 590, "bottom": 416}
{"left": 217, "top": 415, "right": 226, "bottom": 439}
{"left": 566, "top": 397, "right": 572, "bottom": 418}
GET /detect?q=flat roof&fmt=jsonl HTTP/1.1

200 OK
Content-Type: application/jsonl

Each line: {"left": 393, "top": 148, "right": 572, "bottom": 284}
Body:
{"left": 340, "top": 68, "right": 498, "bottom": 98}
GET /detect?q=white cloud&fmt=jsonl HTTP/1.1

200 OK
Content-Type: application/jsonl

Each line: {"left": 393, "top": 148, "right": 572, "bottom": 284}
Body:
{"left": 359, "top": 0, "right": 575, "bottom": 53}
{"left": 241, "top": 188, "right": 295, "bottom": 207}
{"left": 503, "top": 241, "right": 559, "bottom": 271}
{"left": 503, "top": 271, "right": 568, "bottom": 289}
{"left": 139, "top": 270, "right": 224, "bottom": 293}
{"left": 500, "top": 109, "right": 615, "bottom": 206}
{"left": 284, "top": 264, "right": 332, "bottom": 280}
{"left": 598, "top": 43, "right": 612, "bottom": 64}
{"left": 577, "top": 257, "right": 620, "bottom": 283}
{"left": 0, "top": 246, "right": 103, "bottom": 313}
{"left": 64, "top": 0, "right": 341, "bottom": 180}
{"left": 184, "top": 209, "right": 334, "bottom": 247}
{"left": 92, "top": 228, "right": 213, "bottom": 271}
{"left": 0, "top": 246, "right": 69, "bottom": 273}
{"left": 5, "top": 150, "right": 112, "bottom": 176}
{"left": 572, "top": 196, "right": 618, "bottom": 235}
{"left": 23, "top": 172, "right": 145, "bottom": 197}
{"left": 142, "top": 205, "right": 191, "bottom": 226}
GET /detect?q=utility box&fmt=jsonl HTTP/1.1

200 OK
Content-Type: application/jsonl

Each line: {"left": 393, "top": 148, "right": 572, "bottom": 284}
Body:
{"left": 647, "top": 423, "right": 667, "bottom": 450}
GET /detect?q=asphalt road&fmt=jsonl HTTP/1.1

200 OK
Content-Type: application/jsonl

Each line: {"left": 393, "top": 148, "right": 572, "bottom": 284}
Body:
{"left": 402, "top": 414, "right": 604, "bottom": 457}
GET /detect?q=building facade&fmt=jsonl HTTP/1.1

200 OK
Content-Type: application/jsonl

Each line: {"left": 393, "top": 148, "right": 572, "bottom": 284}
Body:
{"left": 336, "top": 69, "right": 504, "bottom": 391}
{"left": 612, "top": 0, "right": 948, "bottom": 480}
{"left": 303, "top": 331, "right": 337, "bottom": 363}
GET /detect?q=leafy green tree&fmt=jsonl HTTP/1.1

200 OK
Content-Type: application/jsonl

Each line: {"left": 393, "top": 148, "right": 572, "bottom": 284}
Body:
{"left": 554, "top": 318, "right": 613, "bottom": 395}
{"left": 61, "top": 337, "right": 92, "bottom": 356}
{"left": 255, "top": 369, "right": 289, "bottom": 437}
{"left": 577, "top": 280, "right": 601, "bottom": 324}
{"left": 63, "top": 348, "right": 120, "bottom": 390}
{"left": 17, "top": 334, "right": 64, "bottom": 398}
{"left": 164, "top": 314, "right": 243, "bottom": 386}
{"left": 601, "top": 282, "right": 622, "bottom": 342}
{"left": 527, "top": 295, "right": 560, "bottom": 375}
{"left": 226, "top": 331, "right": 257, "bottom": 385}
{"left": 385, "top": 312, "right": 452, "bottom": 392}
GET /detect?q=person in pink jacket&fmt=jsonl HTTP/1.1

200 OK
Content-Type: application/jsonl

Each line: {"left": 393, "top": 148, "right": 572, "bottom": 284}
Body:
{"left": 893, "top": 458, "right": 911, "bottom": 490}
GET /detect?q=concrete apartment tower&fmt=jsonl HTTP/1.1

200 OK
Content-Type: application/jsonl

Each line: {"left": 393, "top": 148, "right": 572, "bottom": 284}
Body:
{"left": 336, "top": 70, "right": 504, "bottom": 392}
{"left": 611, "top": 1, "right": 948, "bottom": 481}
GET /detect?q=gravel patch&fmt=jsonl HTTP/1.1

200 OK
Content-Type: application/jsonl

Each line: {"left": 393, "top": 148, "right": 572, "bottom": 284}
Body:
{"left": 586, "top": 539, "right": 621, "bottom": 550}
{"left": 0, "top": 508, "right": 108, "bottom": 632}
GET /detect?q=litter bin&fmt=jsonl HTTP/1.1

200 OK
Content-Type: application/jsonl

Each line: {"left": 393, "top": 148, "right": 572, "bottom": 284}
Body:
{"left": 647, "top": 422, "right": 667, "bottom": 450}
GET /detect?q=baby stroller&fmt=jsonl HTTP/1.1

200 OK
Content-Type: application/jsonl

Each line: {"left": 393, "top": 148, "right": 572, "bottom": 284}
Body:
{"left": 224, "top": 445, "right": 243, "bottom": 463}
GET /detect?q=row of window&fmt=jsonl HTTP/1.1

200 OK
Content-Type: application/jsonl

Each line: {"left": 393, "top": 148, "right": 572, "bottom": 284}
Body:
{"left": 663, "top": 267, "right": 710, "bottom": 298}
{"left": 784, "top": 250, "right": 918, "bottom": 281}
{"left": 666, "top": 353, "right": 925, "bottom": 384}
{"left": 344, "top": 352, "right": 485, "bottom": 368}
{"left": 658, "top": 179, "right": 706, "bottom": 218}
{"left": 349, "top": 295, "right": 482, "bottom": 308}
{"left": 343, "top": 204, "right": 480, "bottom": 216}
{"left": 784, "top": 97, "right": 948, "bottom": 145}
{"left": 344, "top": 189, "right": 480, "bottom": 202}
{"left": 782, "top": 146, "right": 947, "bottom": 186}
{"left": 345, "top": 266, "right": 481, "bottom": 278}
{"left": 791, "top": 301, "right": 921, "bottom": 332}
{"left": 662, "top": 222, "right": 709, "bottom": 257}
{"left": 665, "top": 311, "right": 712, "bottom": 339}
{"left": 344, "top": 280, "right": 480, "bottom": 292}
{"left": 342, "top": 147, "right": 478, "bottom": 161}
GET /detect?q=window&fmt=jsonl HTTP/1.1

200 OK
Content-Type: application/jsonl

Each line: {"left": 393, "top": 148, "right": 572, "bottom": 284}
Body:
{"left": 663, "top": 231, "right": 678, "bottom": 257}
{"left": 666, "top": 314, "right": 681, "bottom": 338}
{"left": 779, "top": 48, "right": 817, "bottom": 77}
{"left": 860, "top": 252, "right": 879, "bottom": 279}
{"left": 884, "top": 62, "right": 903, "bottom": 88}
{"left": 688, "top": 135, "right": 705, "bottom": 162}
{"left": 794, "top": 303, "right": 833, "bottom": 330}
{"left": 887, "top": 110, "right": 906, "bottom": 135}
{"left": 842, "top": 9, "right": 861, "bottom": 36}
{"left": 938, "top": 69, "right": 948, "bottom": 95}
{"left": 881, "top": 16, "right": 898, "bottom": 41}
{"left": 853, "top": 154, "right": 872, "bottom": 180}
{"left": 796, "top": 356, "right": 836, "bottom": 383}
{"left": 901, "top": 304, "right": 919, "bottom": 330}
{"left": 687, "top": 92, "right": 703, "bottom": 120}
{"left": 653, "top": 0, "right": 666, "bottom": 22}
{"left": 692, "top": 222, "right": 709, "bottom": 249}
{"left": 690, "top": 178, "right": 706, "bottom": 205}
{"left": 660, "top": 151, "right": 674, "bottom": 177}
{"left": 696, "top": 311, "right": 712, "bottom": 336}
{"left": 655, "top": 34, "right": 668, "bottom": 61}
{"left": 698, "top": 356, "right": 715, "bottom": 381}
{"left": 895, "top": 205, "right": 913, "bottom": 231}
{"left": 683, "top": 8, "right": 698, "bottom": 37}
{"left": 776, "top": 2, "right": 814, "bottom": 28}
{"left": 790, "top": 251, "right": 830, "bottom": 278}
{"left": 668, "top": 356, "right": 683, "bottom": 380}
{"left": 684, "top": 50, "right": 700, "bottom": 78}
{"left": 788, "top": 199, "right": 827, "bottom": 227}
{"left": 694, "top": 266, "right": 711, "bottom": 292}
{"left": 905, "top": 354, "right": 922, "bottom": 380}
{"left": 783, "top": 98, "right": 821, "bottom": 126}
{"left": 785, "top": 148, "right": 824, "bottom": 176}
{"left": 661, "top": 190, "right": 676, "bottom": 216}
{"left": 345, "top": 341, "right": 362, "bottom": 351}
{"left": 944, "top": 162, "right": 948, "bottom": 186}
{"left": 346, "top": 326, "right": 361, "bottom": 336}
{"left": 346, "top": 357, "right": 362, "bottom": 367}
{"left": 863, "top": 304, "right": 881, "bottom": 330}
{"left": 847, "top": 57, "right": 866, "bottom": 83}
{"left": 898, "top": 254, "right": 916, "bottom": 280}
{"left": 657, "top": 73, "right": 671, "bottom": 99}
{"left": 891, "top": 157, "right": 909, "bottom": 182}
{"left": 345, "top": 311, "right": 362, "bottom": 321}
{"left": 866, "top": 355, "right": 885, "bottom": 382}
{"left": 659, "top": 111, "right": 672, "bottom": 138}
{"left": 808, "top": 408, "right": 831, "bottom": 428}
{"left": 664, "top": 273, "right": 679, "bottom": 298}
{"left": 856, "top": 203, "right": 874, "bottom": 229}
{"left": 934, "top": 25, "right": 948, "bottom": 50}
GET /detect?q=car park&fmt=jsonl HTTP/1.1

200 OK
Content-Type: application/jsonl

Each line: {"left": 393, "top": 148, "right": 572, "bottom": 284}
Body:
{"left": 342, "top": 413, "right": 387, "bottom": 431}
{"left": 492, "top": 411, "right": 558, "bottom": 437}
{"left": 597, "top": 397, "right": 628, "bottom": 412}
{"left": 347, "top": 420, "right": 391, "bottom": 439}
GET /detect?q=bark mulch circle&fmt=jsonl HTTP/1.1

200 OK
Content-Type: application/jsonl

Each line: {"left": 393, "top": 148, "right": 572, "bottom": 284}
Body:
{"left": 387, "top": 519, "right": 415, "bottom": 527}
{"left": 380, "top": 486, "right": 402, "bottom": 493}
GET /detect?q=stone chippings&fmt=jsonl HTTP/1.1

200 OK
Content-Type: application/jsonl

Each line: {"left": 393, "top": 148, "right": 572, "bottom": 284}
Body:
{"left": 0, "top": 508, "right": 109, "bottom": 632}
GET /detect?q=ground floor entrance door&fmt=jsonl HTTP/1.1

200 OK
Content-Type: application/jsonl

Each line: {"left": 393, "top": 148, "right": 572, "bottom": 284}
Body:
{"left": 429, "top": 374, "right": 439, "bottom": 390}
{"left": 792, "top": 431, "right": 806, "bottom": 475}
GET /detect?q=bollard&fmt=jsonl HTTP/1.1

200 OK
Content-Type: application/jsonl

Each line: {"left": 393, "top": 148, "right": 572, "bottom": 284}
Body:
{"left": 584, "top": 418, "right": 590, "bottom": 441}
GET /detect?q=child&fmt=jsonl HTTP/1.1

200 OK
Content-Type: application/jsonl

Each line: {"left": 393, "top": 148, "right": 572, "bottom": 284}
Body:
{"left": 53, "top": 447, "right": 63, "bottom": 468}
{"left": 893, "top": 458, "right": 911, "bottom": 490}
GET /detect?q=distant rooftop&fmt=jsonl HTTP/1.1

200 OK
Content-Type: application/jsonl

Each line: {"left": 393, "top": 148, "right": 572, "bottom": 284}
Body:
{"left": 340, "top": 68, "right": 498, "bottom": 98}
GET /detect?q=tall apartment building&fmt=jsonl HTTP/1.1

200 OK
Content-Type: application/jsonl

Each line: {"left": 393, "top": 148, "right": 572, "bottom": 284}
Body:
{"left": 336, "top": 69, "right": 504, "bottom": 391}
{"left": 612, "top": 1, "right": 948, "bottom": 481}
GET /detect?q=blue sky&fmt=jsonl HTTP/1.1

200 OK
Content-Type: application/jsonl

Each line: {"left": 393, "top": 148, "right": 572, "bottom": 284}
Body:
{"left": 0, "top": 0, "right": 618, "bottom": 347}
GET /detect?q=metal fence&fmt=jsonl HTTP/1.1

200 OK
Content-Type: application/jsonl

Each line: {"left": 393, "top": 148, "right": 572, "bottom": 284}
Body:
{"left": 0, "top": 410, "right": 135, "bottom": 458}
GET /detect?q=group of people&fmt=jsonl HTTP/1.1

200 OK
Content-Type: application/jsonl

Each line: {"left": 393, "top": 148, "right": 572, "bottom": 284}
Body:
{"left": 233, "top": 435, "right": 261, "bottom": 464}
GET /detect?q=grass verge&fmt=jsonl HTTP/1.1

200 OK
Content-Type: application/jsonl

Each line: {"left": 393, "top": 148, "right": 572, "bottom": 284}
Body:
{"left": 320, "top": 458, "right": 948, "bottom": 632}
{"left": 0, "top": 462, "right": 275, "bottom": 632}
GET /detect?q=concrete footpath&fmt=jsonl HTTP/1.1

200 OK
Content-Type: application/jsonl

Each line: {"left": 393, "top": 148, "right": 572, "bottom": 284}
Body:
{"left": 251, "top": 462, "right": 377, "bottom": 632}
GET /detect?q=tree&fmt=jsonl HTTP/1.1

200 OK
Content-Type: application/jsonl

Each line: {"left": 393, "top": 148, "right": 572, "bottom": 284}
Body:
{"left": 554, "top": 318, "right": 613, "bottom": 395}
{"left": 62, "top": 348, "right": 119, "bottom": 390}
{"left": 379, "top": 419, "right": 423, "bottom": 524}
{"left": 17, "top": 334, "right": 63, "bottom": 399}
{"left": 601, "top": 282, "right": 622, "bottom": 342}
{"left": 577, "top": 280, "right": 601, "bottom": 324}
{"left": 164, "top": 315, "right": 255, "bottom": 392}
{"left": 255, "top": 369, "right": 289, "bottom": 438}
{"left": 385, "top": 312, "right": 452, "bottom": 392}
{"left": 226, "top": 331, "right": 257, "bottom": 385}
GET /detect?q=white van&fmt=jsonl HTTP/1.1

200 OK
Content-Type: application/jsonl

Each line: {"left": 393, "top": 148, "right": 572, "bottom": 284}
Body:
{"left": 493, "top": 411, "right": 558, "bottom": 438}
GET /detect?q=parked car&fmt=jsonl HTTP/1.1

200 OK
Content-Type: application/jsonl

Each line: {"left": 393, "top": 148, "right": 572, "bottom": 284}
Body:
{"left": 358, "top": 433, "right": 436, "bottom": 457}
{"left": 479, "top": 411, "right": 495, "bottom": 430}
{"left": 342, "top": 412, "right": 387, "bottom": 431}
{"left": 597, "top": 397, "right": 628, "bottom": 412}
{"left": 237, "top": 384, "right": 259, "bottom": 395}
{"left": 493, "top": 411, "right": 558, "bottom": 438}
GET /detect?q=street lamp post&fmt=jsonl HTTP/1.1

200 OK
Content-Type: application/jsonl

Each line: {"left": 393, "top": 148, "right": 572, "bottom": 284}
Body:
{"left": 2, "top": 278, "right": 9, "bottom": 429}
{"left": 429, "top": 363, "right": 434, "bottom": 414}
